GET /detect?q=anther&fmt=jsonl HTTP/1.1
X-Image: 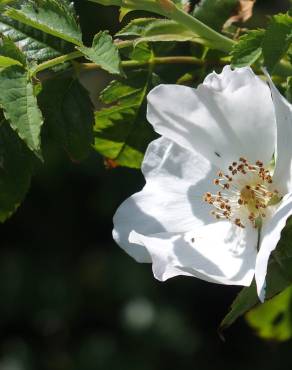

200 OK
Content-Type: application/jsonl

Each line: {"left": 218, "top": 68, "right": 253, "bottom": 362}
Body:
{"left": 256, "top": 160, "right": 263, "bottom": 167}
{"left": 206, "top": 157, "right": 281, "bottom": 229}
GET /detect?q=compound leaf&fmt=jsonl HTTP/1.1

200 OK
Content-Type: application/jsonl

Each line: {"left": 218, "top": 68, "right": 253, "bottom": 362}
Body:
{"left": 5, "top": 0, "right": 82, "bottom": 46}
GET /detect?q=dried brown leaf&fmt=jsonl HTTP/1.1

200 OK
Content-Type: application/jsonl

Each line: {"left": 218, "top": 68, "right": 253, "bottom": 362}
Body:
{"left": 183, "top": 1, "right": 191, "bottom": 13}
{"left": 104, "top": 158, "right": 120, "bottom": 169}
{"left": 223, "top": 0, "right": 256, "bottom": 29}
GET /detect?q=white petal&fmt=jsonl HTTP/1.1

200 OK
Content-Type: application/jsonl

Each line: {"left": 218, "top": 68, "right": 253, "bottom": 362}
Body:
{"left": 255, "top": 192, "right": 292, "bottom": 302}
{"left": 147, "top": 66, "right": 276, "bottom": 170}
{"left": 129, "top": 221, "right": 258, "bottom": 286}
{"left": 113, "top": 137, "right": 218, "bottom": 263}
{"left": 265, "top": 73, "right": 292, "bottom": 194}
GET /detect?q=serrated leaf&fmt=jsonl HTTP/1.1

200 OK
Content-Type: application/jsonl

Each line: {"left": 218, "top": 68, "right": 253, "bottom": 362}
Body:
{"left": 0, "top": 12, "right": 74, "bottom": 64}
{"left": 231, "top": 29, "right": 265, "bottom": 67}
{"left": 0, "top": 117, "right": 33, "bottom": 222}
{"left": 117, "top": 18, "right": 199, "bottom": 44}
{"left": 130, "top": 43, "right": 152, "bottom": 62}
{"left": 134, "top": 20, "right": 199, "bottom": 45}
{"left": 221, "top": 218, "right": 292, "bottom": 330}
{"left": 77, "top": 31, "right": 122, "bottom": 75}
{"left": 5, "top": 0, "right": 82, "bottom": 46}
{"left": 100, "top": 80, "right": 142, "bottom": 104}
{"left": 246, "top": 285, "right": 292, "bottom": 342}
{"left": 94, "top": 71, "right": 155, "bottom": 168}
{"left": 0, "top": 65, "right": 43, "bottom": 153}
{"left": 0, "top": 35, "right": 26, "bottom": 65}
{"left": 262, "top": 13, "right": 292, "bottom": 72}
{"left": 193, "top": 0, "right": 238, "bottom": 31}
{"left": 116, "top": 18, "right": 158, "bottom": 38}
{"left": 38, "top": 77, "right": 94, "bottom": 161}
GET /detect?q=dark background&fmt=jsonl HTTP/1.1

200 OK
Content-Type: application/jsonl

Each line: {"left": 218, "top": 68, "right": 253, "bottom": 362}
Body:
{"left": 0, "top": 1, "right": 291, "bottom": 369}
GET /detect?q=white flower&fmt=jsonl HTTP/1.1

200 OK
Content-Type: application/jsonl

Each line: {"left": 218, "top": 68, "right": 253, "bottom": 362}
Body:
{"left": 113, "top": 66, "right": 292, "bottom": 302}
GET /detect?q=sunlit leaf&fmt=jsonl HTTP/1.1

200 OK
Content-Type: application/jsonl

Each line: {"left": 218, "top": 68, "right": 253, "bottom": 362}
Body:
{"left": 77, "top": 31, "right": 122, "bottom": 75}
{"left": 246, "top": 285, "right": 292, "bottom": 342}
{"left": 94, "top": 71, "right": 155, "bottom": 168}
{"left": 5, "top": 0, "right": 82, "bottom": 45}
{"left": 231, "top": 29, "right": 265, "bottom": 67}
{"left": 116, "top": 18, "right": 199, "bottom": 44}
{"left": 0, "top": 12, "right": 74, "bottom": 64}
{"left": 262, "top": 13, "right": 292, "bottom": 72}
{"left": 0, "top": 55, "right": 22, "bottom": 68}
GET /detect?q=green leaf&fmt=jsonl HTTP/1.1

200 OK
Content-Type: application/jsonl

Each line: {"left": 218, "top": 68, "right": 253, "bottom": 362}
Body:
{"left": 286, "top": 76, "right": 292, "bottom": 103}
{"left": 0, "top": 12, "right": 74, "bottom": 64}
{"left": 0, "top": 55, "right": 22, "bottom": 68}
{"left": 116, "top": 18, "right": 198, "bottom": 44}
{"left": 0, "top": 65, "right": 43, "bottom": 153}
{"left": 262, "top": 13, "right": 292, "bottom": 72}
{"left": 100, "top": 80, "right": 142, "bottom": 104}
{"left": 193, "top": 0, "right": 238, "bottom": 32}
{"left": 220, "top": 281, "right": 259, "bottom": 331}
{"left": 88, "top": 0, "right": 122, "bottom": 5}
{"left": 116, "top": 18, "right": 158, "bottom": 38}
{"left": 246, "top": 285, "right": 292, "bottom": 342}
{"left": 130, "top": 43, "right": 152, "bottom": 62}
{"left": 0, "top": 117, "right": 33, "bottom": 222}
{"left": 135, "top": 20, "right": 198, "bottom": 44}
{"left": 77, "top": 31, "right": 122, "bottom": 75}
{"left": 5, "top": 0, "right": 82, "bottom": 46}
{"left": 221, "top": 218, "right": 292, "bottom": 330}
{"left": 38, "top": 77, "right": 94, "bottom": 162}
{"left": 94, "top": 71, "right": 155, "bottom": 168}
{"left": 0, "top": 35, "right": 26, "bottom": 65}
{"left": 231, "top": 29, "right": 265, "bottom": 68}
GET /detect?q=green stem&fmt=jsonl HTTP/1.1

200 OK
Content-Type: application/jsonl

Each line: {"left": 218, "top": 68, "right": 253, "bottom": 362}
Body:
{"left": 81, "top": 56, "right": 209, "bottom": 70}
{"left": 31, "top": 50, "right": 82, "bottom": 76}
{"left": 123, "top": 0, "right": 234, "bottom": 53}
{"left": 115, "top": 40, "right": 134, "bottom": 49}
{"left": 164, "top": 5, "right": 234, "bottom": 53}
{"left": 31, "top": 39, "right": 137, "bottom": 76}
{"left": 32, "top": 51, "right": 219, "bottom": 76}
{"left": 122, "top": 0, "right": 165, "bottom": 15}
{"left": 126, "top": 56, "right": 205, "bottom": 67}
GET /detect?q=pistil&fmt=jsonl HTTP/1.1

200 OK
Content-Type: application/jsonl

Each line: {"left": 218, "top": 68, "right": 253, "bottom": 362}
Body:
{"left": 203, "top": 157, "right": 281, "bottom": 228}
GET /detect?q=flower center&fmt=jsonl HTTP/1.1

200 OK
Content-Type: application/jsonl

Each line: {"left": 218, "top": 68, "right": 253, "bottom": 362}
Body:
{"left": 203, "top": 157, "right": 281, "bottom": 229}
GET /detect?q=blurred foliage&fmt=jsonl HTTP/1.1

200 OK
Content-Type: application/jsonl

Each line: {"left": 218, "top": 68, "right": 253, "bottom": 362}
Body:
{"left": 246, "top": 286, "right": 292, "bottom": 341}
{"left": 2, "top": 142, "right": 292, "bottom": 370}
